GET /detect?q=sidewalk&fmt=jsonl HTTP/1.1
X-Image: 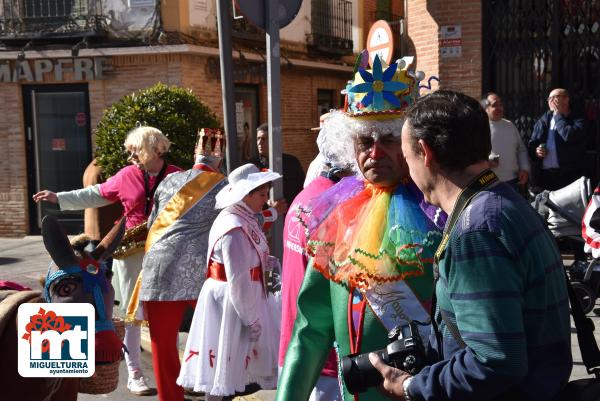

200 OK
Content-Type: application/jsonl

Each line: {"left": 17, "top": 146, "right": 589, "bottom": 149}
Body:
{"left": 1, "top": 235, "right": 598, "bottom": 401}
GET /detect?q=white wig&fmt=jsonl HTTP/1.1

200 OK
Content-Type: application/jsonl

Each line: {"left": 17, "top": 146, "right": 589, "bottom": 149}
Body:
{"left": 317, "top": 110, "right": 406, "bottom": 174}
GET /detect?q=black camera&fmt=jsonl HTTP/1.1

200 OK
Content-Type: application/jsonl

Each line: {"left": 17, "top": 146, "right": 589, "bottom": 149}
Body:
{"left": 341, "top": 321, "right": 426, "bottom": 395}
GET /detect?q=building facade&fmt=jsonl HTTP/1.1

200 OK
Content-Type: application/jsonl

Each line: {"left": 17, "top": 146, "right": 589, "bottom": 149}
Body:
{"left": 4, "top": 0, "right": 596, "bottom": 236}
{"left": 1, "top": 0, "right": 384, "bottom": 236}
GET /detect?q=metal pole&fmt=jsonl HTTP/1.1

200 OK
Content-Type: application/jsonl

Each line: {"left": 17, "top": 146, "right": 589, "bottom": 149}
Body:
{"left": 216, "top": 0, "right": 238, "bottom": 173}
{"left": 266, "top": 0, "right": 283, "bottom": 259}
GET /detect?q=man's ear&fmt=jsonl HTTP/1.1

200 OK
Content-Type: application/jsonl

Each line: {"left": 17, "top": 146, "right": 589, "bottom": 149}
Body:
{"left": 418, "top": 139, "right": 435, "bottom": 168}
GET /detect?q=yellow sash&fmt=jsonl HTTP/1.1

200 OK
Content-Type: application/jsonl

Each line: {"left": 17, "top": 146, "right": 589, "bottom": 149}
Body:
{"left": 125, "top": 171, "right": 225, "bottom": 324}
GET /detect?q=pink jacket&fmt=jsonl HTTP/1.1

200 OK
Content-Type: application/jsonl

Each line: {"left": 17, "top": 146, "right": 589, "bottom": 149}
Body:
{"left": 278, "top": 176, "right": 338, "bottom": 377}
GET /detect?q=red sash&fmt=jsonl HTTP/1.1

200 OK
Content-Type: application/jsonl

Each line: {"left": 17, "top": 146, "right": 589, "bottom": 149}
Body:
{"left": 207, "top": 260, "right": 262, "bottom": 282}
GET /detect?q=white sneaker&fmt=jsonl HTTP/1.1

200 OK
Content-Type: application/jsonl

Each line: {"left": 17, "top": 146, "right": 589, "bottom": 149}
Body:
{"left": 127, "top": 374, "right": 155, "bottom": 396}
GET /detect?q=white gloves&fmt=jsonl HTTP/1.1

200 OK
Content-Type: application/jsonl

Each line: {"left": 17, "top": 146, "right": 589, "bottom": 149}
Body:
{"left": 248, "top": 320, "right": 262, "bottom": 342}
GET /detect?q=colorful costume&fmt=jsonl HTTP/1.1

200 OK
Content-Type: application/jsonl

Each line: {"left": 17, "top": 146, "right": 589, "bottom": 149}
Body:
{"left": 178, "top": 202, "right": 279, "bottom": 395}
{"left": 140, "top": 162, "right": 227, "bottom": 401}
{"left": 279, "top": 175, "right": 340, "bottom": 400}
{"left": 277, "top": 177, "right": 441, "bottom": 401}
{"left": 277, "top": 53, "right": 444, "bottom": 401}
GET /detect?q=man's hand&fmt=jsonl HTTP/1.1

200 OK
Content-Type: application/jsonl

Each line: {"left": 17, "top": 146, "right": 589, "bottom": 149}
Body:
{"left": 488, "top": 159, "right": 499, "bottom": 169}
{"left": 269, "top": 198, "right": 289, "bottom": 215}
{"left": 535, "top": 146, "right": 547, "bottom": 159}
{"left": 32, "top": 190, "right": 58, "bottom": 204}
{"left": 518, "top": 170, "right": 529, "bottom": 185}
{"left": 369, "top": 353, "right": 412, "bottom": 400}
{"left": 549, "top": 97, "right": 559, "bottom": 114}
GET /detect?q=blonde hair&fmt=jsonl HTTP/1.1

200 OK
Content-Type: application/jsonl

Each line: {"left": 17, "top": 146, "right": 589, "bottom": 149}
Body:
{"left": 124, "top": 126, "right": 171, "bottom": 164}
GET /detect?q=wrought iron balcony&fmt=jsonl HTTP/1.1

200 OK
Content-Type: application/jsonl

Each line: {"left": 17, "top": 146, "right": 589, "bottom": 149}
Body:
{"left": 0, "top": 0, "right": 106, "bottom": 40}
{"left": 308, "top": 0, "right": 353, "bottom": 56}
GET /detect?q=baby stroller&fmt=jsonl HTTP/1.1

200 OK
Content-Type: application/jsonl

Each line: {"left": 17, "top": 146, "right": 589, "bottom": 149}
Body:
{"left": 531, "top": 176, "right": 600, "bottom": 314}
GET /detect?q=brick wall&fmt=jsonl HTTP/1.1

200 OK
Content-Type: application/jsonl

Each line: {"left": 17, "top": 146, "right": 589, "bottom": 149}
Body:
{"left": 0, "top": 84, "right": 28, "bottom": 237}
{"left": 406, "top": 0, "right": 482, "bottom": 99}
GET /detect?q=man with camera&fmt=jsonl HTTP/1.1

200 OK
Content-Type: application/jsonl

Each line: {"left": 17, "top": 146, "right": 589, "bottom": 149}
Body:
{"left": 276, "top": 55, "right": 445, "bottom": 401}
{"left": 369, "top": 90, "right": 572, "bottom": 401}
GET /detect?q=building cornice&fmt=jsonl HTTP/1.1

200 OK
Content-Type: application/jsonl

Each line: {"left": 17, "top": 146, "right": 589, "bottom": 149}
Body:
{"left": 0, "top": 44, "right": 353, "bottom": 72}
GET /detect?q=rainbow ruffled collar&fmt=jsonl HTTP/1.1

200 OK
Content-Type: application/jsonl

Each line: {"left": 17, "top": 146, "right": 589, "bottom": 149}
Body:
{"left": 298, "top": 177, "right": 442, "bottom": 290}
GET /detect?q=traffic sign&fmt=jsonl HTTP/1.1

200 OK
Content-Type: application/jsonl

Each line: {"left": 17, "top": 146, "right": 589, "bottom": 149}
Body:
{"left": 366, "top": 20, "right": 394, "bottom": 66}
{"left": 235, "top": 0, "right": 302, "bottom": 30}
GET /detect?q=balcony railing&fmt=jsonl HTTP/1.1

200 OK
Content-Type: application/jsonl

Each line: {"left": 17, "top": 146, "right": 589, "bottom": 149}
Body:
{"left": 308, "top": 0, "right": 353, "bottom": 56}
{"left": 0, "top": 0, "right": 106, "bottom": 40}
{"left": 370, "top": 10, "right": 403, "bottom": 60}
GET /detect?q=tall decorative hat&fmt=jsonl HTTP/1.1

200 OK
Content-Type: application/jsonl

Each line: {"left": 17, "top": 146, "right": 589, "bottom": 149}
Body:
{"left": 196, "top": 128, "right": 226, "bottom": 158}
{"left": 343, "top": 50, "right": 424, "bottom": 119}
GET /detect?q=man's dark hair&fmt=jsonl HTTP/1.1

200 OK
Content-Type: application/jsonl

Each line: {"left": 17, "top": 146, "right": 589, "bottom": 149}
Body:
{"left": 480, "top": 91, "right": 498, "bottom": 109}
{"left": 257, "top": 123, "right": 268, "bottom": 133}
{"left": 405, "top": 90, "right": 491, "bottom": 172}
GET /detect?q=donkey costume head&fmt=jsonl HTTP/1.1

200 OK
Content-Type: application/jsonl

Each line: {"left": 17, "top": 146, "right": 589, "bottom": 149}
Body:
{"left": 42, "top": 215, "right": 125, "bottom": 363}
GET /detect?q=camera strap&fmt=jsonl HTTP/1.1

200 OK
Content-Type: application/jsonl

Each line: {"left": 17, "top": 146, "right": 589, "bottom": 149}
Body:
{"left": 431, "top": 169, "right": 498, "bottom": 356}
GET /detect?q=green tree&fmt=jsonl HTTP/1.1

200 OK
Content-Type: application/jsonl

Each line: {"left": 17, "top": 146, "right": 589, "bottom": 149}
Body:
{"left": 95, "top": 83, "right": 219, "bottom": 178}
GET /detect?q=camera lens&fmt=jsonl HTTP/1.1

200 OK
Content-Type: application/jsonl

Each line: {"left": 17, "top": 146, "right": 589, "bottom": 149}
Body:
{"left": 341, "top": 351, "right": 387, "bottom": 394}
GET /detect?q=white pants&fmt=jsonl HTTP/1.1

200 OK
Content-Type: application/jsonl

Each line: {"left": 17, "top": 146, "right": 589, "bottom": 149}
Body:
{"left": 112, "top": 252, "right": 144, "bottom": 375}
{"left": 124, "top": 323, "right": 141, "bottom": 374}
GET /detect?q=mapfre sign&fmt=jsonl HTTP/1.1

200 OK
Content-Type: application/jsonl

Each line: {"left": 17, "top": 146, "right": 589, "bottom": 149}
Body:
{"left": 0, "top": 57, "right": 111, "bottom": 83}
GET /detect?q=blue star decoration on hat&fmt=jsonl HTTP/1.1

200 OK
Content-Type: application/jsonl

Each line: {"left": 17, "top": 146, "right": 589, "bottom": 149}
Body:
{"left": 347, "top": 55, "right": 408, "bottom": 111}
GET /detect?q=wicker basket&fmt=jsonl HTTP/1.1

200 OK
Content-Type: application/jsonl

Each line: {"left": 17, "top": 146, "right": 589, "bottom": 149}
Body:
{"left": 79, "top": 318, "right": 125, "bottom": 394}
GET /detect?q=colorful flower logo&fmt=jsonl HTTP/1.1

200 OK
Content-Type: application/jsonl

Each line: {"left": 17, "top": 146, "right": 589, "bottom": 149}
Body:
{"left": 22, "top": 307, "right": 72, "bottom": 352}
{"left": 347, "top": 55, "right": 408, "bottom": 111}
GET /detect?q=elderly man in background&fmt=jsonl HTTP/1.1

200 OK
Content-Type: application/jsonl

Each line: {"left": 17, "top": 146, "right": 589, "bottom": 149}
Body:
{"left": 528, "top": 88, "right": 586, "bottom": 190}
{"left": 481, "top": 92, "right": 530, "bottom": 192}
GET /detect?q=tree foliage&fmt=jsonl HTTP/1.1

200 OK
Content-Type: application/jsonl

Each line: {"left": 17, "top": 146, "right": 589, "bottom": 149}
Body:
{"left": 95, "top": 83, "right": 219, "bottom": 178}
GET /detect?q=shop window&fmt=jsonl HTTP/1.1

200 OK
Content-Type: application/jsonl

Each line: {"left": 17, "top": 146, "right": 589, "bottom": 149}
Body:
{"left": 235, "top": 85, "right": 260, "bottom": 162}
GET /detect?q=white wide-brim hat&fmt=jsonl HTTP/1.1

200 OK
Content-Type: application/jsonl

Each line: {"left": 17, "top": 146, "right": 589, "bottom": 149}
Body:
{"left": 215, "top": 163, "right": 282, "bottom": 209}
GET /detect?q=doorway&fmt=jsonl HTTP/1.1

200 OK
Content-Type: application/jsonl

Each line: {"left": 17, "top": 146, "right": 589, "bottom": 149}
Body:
{"left": 235, "top": 84, "right": 260, "bottom": 163}
{"left": 23, "top": 84, "right": 92, "bottom": 234}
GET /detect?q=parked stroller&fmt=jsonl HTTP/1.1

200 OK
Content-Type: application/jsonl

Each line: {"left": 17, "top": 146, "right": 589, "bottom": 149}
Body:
{"left": 531, "top": 176, "right": 600, "bottom": 314}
